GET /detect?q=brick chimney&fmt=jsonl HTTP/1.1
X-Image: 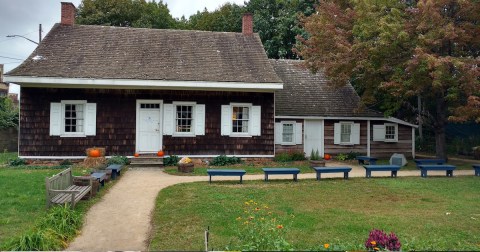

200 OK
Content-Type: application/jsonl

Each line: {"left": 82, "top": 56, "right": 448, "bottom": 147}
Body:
{"left": 242, "top": 13, "right": 253, "bottom": 35}
{"left": 61, "top": 2, "right": 76, "bottom": 26}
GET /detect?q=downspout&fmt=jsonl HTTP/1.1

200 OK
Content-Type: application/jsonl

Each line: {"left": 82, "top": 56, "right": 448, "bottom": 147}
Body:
{"left": 367, "top": 120, "right": 371, "bottom": 156}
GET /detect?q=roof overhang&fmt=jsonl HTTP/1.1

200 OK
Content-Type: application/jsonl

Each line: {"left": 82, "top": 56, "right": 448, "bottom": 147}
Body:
{"left": 276, "top": 115, "right": 418, "bottom": 128}
{"left": 4, "top": 76, "right": 283, "bottom": 93}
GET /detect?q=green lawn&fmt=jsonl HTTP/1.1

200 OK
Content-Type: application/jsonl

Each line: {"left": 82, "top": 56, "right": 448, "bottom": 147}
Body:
{"left": 149, "top": 177, "right": 480, "bottom": 251}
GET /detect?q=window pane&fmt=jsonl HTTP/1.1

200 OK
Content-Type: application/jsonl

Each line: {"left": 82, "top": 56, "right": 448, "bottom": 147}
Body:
{"left": 64, "top": 103, "right": 84, "bottom": 133}
{"left": 385, "top": 125, "right": 395, "bottom": 139}
{"left": 341, "top": 124, "right": 351, "bottom": 143}
{"left": 232, "top": 106, "right": 249, "bottom": 133}
{"left": 176, "top": 105, "right": 193, "bottom": 133}
{"left": 282, "top": 123, "right": 294, "bottom": 143}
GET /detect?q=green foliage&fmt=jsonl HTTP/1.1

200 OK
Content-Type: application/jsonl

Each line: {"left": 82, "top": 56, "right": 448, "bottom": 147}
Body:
{"left": 210, "top": 155, "right": 243, "bottom": 166}
{"left": 309, "top": 149, "right": 321, "bottom": 160}
{"left": 187, "top": 3, "right": 244, "bottom": 32}
{"left": 107, "top": 155, "right": 130, "bottom": 165}
{"left": 335, "top": 152, "right": 361, "bottom": 161}
{"left": 0, "top": 96, "right": 18, "bottom": 129}
{"left": 0, "top": 152, "right": 17, "bottom": 165}
{"left": 163, "top": 155, "right": 180, "bottom": 166}
{"left": 227, "top": 200, "right": 293, "bottom": 251}
{"left": 3, "top": 205, "right": 82, "bottom": 251}
{"left": 9, "top": 157, "right": 26, "bottom": 166}
{"left": 335, "top": 153, "right": 348, "bottom": 161}
{"left": 59, "top": 159, "right": 73, "bottom": 166}
{"left": 274, "top": 150, "right": 306, "bottom": 162}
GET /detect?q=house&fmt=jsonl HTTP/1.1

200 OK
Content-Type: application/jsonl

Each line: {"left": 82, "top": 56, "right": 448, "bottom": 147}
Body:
{"left": 5, "top": 3, "right": 283, "bottom": 159}
{"left": 0, "top": 64, "right": 8, "bottom": 97}
{"left": 271, "top": 59, "right": 417, "bottom": 158}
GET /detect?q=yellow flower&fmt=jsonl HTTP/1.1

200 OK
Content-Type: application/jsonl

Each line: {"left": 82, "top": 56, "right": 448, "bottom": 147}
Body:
{"left": 249, "top": 216, "right": 254, "bottom": 220}
{"left": 260, "top": 217, "right": 265, "bottom": 221}
{"left": 268, "top": 211, "right": 272, "bottom": 215}
{"left": 374, "top": 247, "right": 379, "bottom": 251}
{"left": 264, "top": 205, "right": 269, "bottom": 209}
{"left": 244, "top": 221, "right": 249, "bottom": 225}
{"left": 371, "top": 241, "right": 377, "bottom": 246}
{"left": 277, "top": 224, "right": 284, "bottom": 229}
{"left": 255, "top": 207, "right": 260, "bottom": 211}
{"left": 244, "top": 201, "right": 250, "bottom": 205}
{"left": 236, "top": 217, "right": 242, "bottom": 221}
{"left": 249, "top": 199, "right": 254, "bottom": 203}
{"left": 324, "top": 244, "right": 330, "bottom": 249}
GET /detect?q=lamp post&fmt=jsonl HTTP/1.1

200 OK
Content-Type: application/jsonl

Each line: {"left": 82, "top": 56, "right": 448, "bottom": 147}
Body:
{"left": 6, "top": 24, "right": 42, "bottom": 45}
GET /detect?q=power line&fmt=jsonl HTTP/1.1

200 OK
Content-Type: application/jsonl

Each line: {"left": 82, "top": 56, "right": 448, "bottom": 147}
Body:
{"left": 0, "top": 55, "right": 24, "bottom": 61}
{"left": 0, "top": 61, "right": 22, "bottom": 64}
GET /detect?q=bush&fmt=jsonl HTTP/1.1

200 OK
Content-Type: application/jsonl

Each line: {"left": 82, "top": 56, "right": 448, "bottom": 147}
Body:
{"left": 335, "top": 152, "right": 361, "bottom": 161}
{"left": 9, "top": 157, "right": 26, "bottom": 166}
{"left": 210, "top": 155, "right": 242, "bottom": 166}
{"left": 164, "top": 155, "right": 180, "bottom": 166}
{"left": 274, "top": 150, "right": 305, "bottom": 162}
{"left": 59, "top": 159, "right": 72, "bottom": 166}
{"left": 365, "top": 229, "right": 401, "bottom": 251}
{"left": 107, "top": 155, "right": 130, "bottom": 165}
{"left": 309, "top": 149, "right": 321, "bottom": 160}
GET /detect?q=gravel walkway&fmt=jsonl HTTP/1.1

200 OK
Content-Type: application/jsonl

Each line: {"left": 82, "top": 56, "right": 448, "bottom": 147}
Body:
{"left": 67, "top": 164, "right": 475, "bottom": 251}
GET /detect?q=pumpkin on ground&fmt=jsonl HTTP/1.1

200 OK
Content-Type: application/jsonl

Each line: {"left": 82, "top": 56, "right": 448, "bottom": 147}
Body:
{"left": 157, "top": 150, "right": 164, "bottom": 157}
{"left": 324, "top": 154, "right": 331, "bottom": 160}
{"left": 89, "top": 149, "right": 101, "bottom": 158}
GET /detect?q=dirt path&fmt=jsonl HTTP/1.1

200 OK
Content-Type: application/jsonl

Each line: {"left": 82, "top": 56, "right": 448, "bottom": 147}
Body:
{"left": 67, "top": 165, "right": 475, "bottom": 251}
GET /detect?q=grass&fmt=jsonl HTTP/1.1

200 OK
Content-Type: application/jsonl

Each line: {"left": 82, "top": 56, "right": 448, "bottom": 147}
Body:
{"left": 0, "top": 152, "right": 123, "bottom": 249}
{"left": 149, "top": 177, "right": 480, "bottom": 251}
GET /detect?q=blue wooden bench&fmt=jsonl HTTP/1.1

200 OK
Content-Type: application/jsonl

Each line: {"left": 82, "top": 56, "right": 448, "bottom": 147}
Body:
{"left": 312, "top": 167, "right": 352, "bottom": 180}
{"left": 356, "top": 156, "right": 378, "bottom": 165}
{"left": 106, "top": 164, "right": 124, "bottom": 180}
{"left": 473, "top": 164, "right": 480, "bottom": 176}
{"left": 363, "top": 165, "right": 401, "bottom": 178}
{"left": 414, "top": 159, "right": 446, "bottom": 167}
{"left": 207, "top": 169, "right": 246, "bottom": 183}
{"left": 418, "top": 164, "right": 456, "bottom": 177}
{"left": 262, "top": 168, "right": 300, "bottom": 182}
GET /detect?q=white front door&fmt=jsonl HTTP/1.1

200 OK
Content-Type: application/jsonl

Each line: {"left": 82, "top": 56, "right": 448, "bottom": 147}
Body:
{"left": 136, "top": 100, "right": 163, "bottom": 153}
{"left": 304, "top": 120, "right": 324, "bottom": 157}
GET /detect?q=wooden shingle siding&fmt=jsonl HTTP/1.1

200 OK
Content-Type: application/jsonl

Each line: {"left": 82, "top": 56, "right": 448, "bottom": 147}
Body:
{"left": 274, "top": 119, "right": 304, "bottom": 154}
{"left": 19, "top": 88, "right": 274, "bottom": 156}
{"left": 324, "top": 120, "right": 368, "bottom": 154}
{"left": 370, "top": 123, "right": 413, "bottom": 158}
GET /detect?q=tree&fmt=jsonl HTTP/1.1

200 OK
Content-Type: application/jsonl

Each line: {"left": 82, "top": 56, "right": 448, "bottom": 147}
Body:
{"left": 76, "top": 0, "right": 176, "bottom": 29}
{"left": 187, "top": 3, "right": 245, "bottom": 32}
{"left": 296, "top": 0, "right": 480, "bottom": 159}
{"left": 0, "top": 97, "right": 18, "bottom": 129}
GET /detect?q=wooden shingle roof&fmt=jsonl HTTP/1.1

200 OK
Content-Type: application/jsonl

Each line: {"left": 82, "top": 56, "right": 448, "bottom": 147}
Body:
{"left": 271, "top": 59, "right": 381, "bottom": 117}
{"left": 8, "top": 24, "right": 281, "bottom": 84}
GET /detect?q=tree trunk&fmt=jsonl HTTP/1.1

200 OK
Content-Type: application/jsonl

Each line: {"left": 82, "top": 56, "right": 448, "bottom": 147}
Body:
{"left": 434, "top": 95, "right": 448, "bottom": 160}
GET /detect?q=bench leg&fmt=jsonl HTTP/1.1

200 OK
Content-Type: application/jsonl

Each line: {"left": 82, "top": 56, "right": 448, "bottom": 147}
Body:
{"left": 370, "top": 160, "right": 377, "bottom": 165}
{"left": 421, "top": 170, "right": 427, "bottom": 178}
{"left": 209, "top": 175, "right": 212, "bottom": 184}
{"left": 358, "top": 160, "right": 364, "bottom": 165}
{"left": 111, "top": 171, "right": 117, "bottom": 180}
{"left": 294, "top": 174, "right": 297, "bottom": 182}
{"left": 392, "top": 171, "right": 397, "bottom": 178}
{"left": 447, "top": 170, "right": 453, "bottom": 177}
{"left": 316, "top": 172, "right": 320, "bottom": 181}
{"left": 264, "top": 174, "right": 268, "bottom": 182}
{"left": 476, "top": 169, "right": 480, "bottom": 176}
{"left": 366, "top": 170, "right": 371, "bottom": 178}
{"left": 240, "top": 175, "right": 243, "bottom": 184}
{"left": 344, "top": 172, "right": 348, "bottom": 179}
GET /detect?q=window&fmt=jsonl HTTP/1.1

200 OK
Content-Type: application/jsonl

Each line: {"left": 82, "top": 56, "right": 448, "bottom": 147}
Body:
{"left": 334, "top": 122, "right": 360, "bottom": 145}
{"left": 282, "top": 123, "right": 294, "bottom": 144}
{"left": 221, "top": 103, "right": 261, "bottom": 137}
{"left": 373, "top": 123, "right": 398, "bottom": 142}
{"left": 232, "top": 106, "right": 249, "bottom": 133}
{"left": 50, "top": 101, "right": 96, "bottom": 137}
{"left": 64, "top": 103, "right": 84, "bottom": 133}
{"left": 175, "top": 104, "right": 194, "bottom": 134}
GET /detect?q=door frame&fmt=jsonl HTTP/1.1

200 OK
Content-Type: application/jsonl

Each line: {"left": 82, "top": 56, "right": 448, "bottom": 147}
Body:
{"left": 135, "top": 99, "right": 163, "bottom": 153}
{"left": 303, "top": 119, "right": 324, "bottom": 157}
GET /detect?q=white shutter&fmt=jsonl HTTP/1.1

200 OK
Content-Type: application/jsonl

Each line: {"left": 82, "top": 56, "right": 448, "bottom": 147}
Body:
{"left": 49, "top": 103, "right": 62, "bottom": 136}
{"left": 163, "top": 104, "right": 174, "bottom": 135}
{"left": 352, "top": 123, "right": 360, "bottom": 145}
{"left": 274, "top": 122, "right": 282, "bottom": 144}
{"left": 334, "top": 123, "right": 341, "bottom": 144}
{"left": 295, "top": 122, "right": 303, "bottom": 144}
{"left": 251, "top": 106, "right": 261, "bottom": 136}
{"left": 195, "top": 104, "right": 205, "bottom": 136}
{"left": 373, "top": 125, "right": 386, "bottom": 141}
{"left": 85, "top": 103, "right": 97, "bottom": 136}
{"left": 221, "top": 105, "right": 232, "bottom": 136}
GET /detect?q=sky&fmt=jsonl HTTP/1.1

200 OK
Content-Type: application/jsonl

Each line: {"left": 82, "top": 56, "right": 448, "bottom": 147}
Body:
{"left": 0, "top": 0, "right": 246, "bottom": 94}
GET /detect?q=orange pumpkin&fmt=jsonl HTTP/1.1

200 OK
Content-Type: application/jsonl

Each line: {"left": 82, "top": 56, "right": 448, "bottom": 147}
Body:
{"left": 157, "top": 150, "right": 164, "bottom": 157}
{"left": 324, "top": 154, "right": 331, "bottom": 160}
{"left": 89, "top": 149, "right": 101, "bottom": 158}
{"left": 134, "top": 153, "right": 140, "bottom": 157}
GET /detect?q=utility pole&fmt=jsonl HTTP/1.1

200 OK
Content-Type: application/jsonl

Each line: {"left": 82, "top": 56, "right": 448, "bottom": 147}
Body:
{"left": 39, "top": 24, "right": 42, "bottom": 43}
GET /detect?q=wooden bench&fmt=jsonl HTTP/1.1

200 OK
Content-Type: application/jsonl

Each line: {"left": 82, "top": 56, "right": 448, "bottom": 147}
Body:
{"left": 262, "top": 168, "right": 300, "bottom": 182}
{"left": 106, "top": 164, "right": 124, "bottom": 180}
{"left": 414, "top": 159, "right": 446, "bottom": 167}
{"left": 363, "top": 165, "right": 401, "bottom": 178}
{"left": 473, "top": 165, "right": 480, "bottom": 176}
{"left": 207, "top": 169, "right": 246, "bottom": 183}
{"left": 418, "top": 164, "right": 456, "bottom": 177}
{"left": 356, "top": 156, "right": 378, "bottom": 165}
{"left": 45, "top": 168, "right": 92, "bottom": 208}
{"left": 312, "top": 167, "right": 352, "bottom": 180}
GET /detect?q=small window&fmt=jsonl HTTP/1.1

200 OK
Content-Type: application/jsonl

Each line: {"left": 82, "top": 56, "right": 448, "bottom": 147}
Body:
{"left": 176, "top": 105, "right": 194, "bottom": 133}
{"left": 341, "top": 123, "right": 352, "bottom": 143}
{"left": 232, "top": 106, "right": 250, "bottom": 133}
{"left": 64, "top": 104, "right": 84, "bottom": 133}
{"left": 140, "top": 103, "right": 160, "bottom": 109}
{"left": 384, "top": 123, "right": 398, "bottom": 142}
{"left": 282, "top": 123, "right": 294, "bottom": 144}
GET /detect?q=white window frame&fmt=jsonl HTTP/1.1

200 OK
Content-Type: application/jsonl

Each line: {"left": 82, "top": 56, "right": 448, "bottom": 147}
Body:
{"left": 281, "top": 121, "right": 296, "bottom": 145}
{"left": 172, "top": 101, "right": 196, "bottom": 137}
{"left": 60, "top": 100, "right": 87, "bottom": 137}
{"left": 230, "top": 103, "right": 253, "bottom": 137}
{"left": 384, "top": 123, "right": 398, "bottom": 142}
{"left": 340, "top": 121, "right": 354, "bottom": 145}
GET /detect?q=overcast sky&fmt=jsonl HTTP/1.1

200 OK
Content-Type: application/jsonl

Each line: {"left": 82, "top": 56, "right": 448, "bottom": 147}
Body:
{"left": 0, "top": 0, "right": 246, "bottom": 93}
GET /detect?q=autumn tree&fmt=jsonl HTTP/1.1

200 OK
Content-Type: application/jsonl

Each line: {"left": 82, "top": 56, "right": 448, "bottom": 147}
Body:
{"left": 296, "top": 0, "right": 480, "bottom": 159}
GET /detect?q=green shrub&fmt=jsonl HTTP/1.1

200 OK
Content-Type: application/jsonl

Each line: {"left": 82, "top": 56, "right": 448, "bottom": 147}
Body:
{"left": 274, "top": 151, "right": 305, "bottom": 162}
{"left": 335, "top": 152, "right": 361, "bottom": 161}
{"left": 107, "top": 155, "right": 130, "bottom": 165}
{"left": 164, "top": 155, "right": 180, "bottom": 166}
{"left": 9, "top": 157, "right": 26, "bottom": 166}
{"left": 309, "top": 149, "right": 321, "bottom": 160}
{"left": 211, "top": 155, "right": 242, "bottom": 166}
{"left": 335, "top": 153, "right": 348, "bottom": 161}
{"left": 59, "top": 159, "right": 72, "bottom": 166}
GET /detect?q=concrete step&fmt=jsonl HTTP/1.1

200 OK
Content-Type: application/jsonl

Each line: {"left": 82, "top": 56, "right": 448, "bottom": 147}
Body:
{"left": 129, "top": 156, "right": 164, "bottom": 168}
{"left": 129, "top": 162, "right": 164, "bottom": 168}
